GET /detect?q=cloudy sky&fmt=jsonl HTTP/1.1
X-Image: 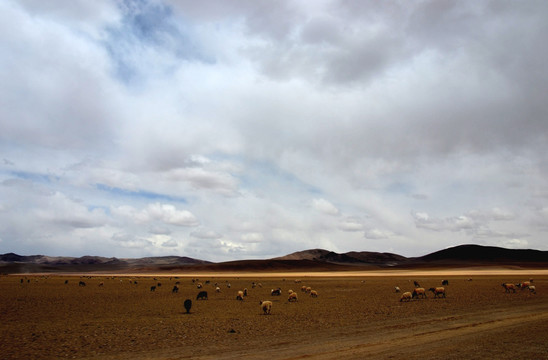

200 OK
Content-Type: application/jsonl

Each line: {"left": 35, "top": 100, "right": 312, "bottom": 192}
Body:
{"left": 1, "top": 0, "right": 547, "bottom": 261}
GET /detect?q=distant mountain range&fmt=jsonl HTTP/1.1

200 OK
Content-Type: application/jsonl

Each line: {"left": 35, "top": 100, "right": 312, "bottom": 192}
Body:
{"left": 1, "top": 244, "right": 547, "bottom": 274}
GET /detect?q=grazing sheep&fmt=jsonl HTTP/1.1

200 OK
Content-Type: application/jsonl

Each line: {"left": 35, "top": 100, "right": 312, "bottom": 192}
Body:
{"left": 215, "top": 286, "right": 221, "bottom": 293}
{"left": 305, "top": 287, "right": 312, "bottom": 294}
{"left": 79, "top": 281, "right": 86, "bottom": 287}
{"left": 301, "top": 285, "right": 307, "bottom": 292}
{"left": 172, "top": 285, "right": 179, "bottom": 293}
{"left": 310, "top": 290, "right": 318, "bottom": 298}
{"left": 412, "top": 288, "right": 427, "bottom": 299}
{"left": 183, "top": 299, "right": 192, "bottom": 314}
{"left": 259, "top": 300, "right": 272, "bottom": 315}
{"left": 197, "top": 283, "right": 203, "bottom": 289}
{"left": 442, "top": 280, "right": 449, "bottom": 286}
{"left": 413, "top": 281, "right": 421, "bottom": 288}
{"left": 236, "top": 290, "right": 244, "bottom": 300}
{"left": 150, "top": 286, "right": 156, "bottom": 292}
{"left": 157, "top": 282, "right": 162, "bottom": 287}
{"left": 257, "top": 283, "right": 262, "bottom": 288}
{"left": 271, "top": 288, "right": 282, "bottom": 296}
{"left": 99, "top": 282, "right": 104, "bottom": 287}
{"left": 196, "top": 291, "right": 208, "bottom": 300}
{"left": 288, "top": 292, "right": 298, "bottom": 302}
{"left": 294, "top": 279, "right": 302, "bottom": 283}
{"left": 400, "top": 292, "right": 412, "bottom": 302}
{"left": 226, "top": 283, "right": 231, "bottom": 288}
{"left": 518, "top": 281, "right": 532, "bottom": 290}
{"left": 428, "top": 287, "right": 446, "bottom": 298}
{"left": 502, "top": 283, "right": 516, "bottom": 293}
{"left": 394, "top": 286, "right": 401, "bottom": 293}
{"left": 527, "top": 285, "right": 536, "bottom": 294}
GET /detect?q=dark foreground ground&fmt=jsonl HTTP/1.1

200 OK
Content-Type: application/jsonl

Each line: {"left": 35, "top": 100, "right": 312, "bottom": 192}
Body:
{"left": 1, "top": 272, "right": 547, "bottom": 359}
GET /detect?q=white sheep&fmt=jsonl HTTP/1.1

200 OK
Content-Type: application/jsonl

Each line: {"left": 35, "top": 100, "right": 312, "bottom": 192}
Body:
{"left": 527, "top": 285, "right": 536, "bottom": 294}
{"left": 412, "top": 287, "right": 427, "bottom": 299}
{"left": 288, "top": 289, "right": 294, "bottom": 294}
{"left": 236, "top": 290, "right": 244, "bottom": 300}
{"left": 394, "top": 286, "right": 401, "bottom": 293}
{"left": 400, "top": 292, "right": 412, "bottom": 302}
{"left": 310, "top": 290, "right": 318, "bottom": 297}
{"left": 301, "top": 285, "right": 307, "bottom": 292}
{"left": 428, "top": 287, "right": 446, "bottom": 298}
{"left": 215, "top": 286, "right": 221, "bottom": 293}
{"left": 259, "top": 300, "right": 272, "bottom": 314}
{"left": 288, "top": 292, "right": 298, "bottom": 302}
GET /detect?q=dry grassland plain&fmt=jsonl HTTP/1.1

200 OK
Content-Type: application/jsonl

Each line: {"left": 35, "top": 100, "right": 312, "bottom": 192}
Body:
{"left": 1, "top": 270, "right": 547, "bottom": 359}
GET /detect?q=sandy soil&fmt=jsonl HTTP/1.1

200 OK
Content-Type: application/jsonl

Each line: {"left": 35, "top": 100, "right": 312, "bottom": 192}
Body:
{"left": 1, "top": 270, "right": 547, "bottom": 359}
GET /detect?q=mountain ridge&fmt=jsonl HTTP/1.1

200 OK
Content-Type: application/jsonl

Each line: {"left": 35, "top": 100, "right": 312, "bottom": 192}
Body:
{"left": 1, "top": 244, "right": 547, "bottom": 273}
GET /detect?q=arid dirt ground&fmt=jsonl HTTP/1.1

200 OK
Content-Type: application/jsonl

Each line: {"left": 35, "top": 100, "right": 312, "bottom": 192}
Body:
{"left": 1, "top": 270, "right": 547, "bottom": 359}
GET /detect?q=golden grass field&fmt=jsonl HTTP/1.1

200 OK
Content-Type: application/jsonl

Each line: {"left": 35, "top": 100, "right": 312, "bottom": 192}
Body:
{"left": 1, "top": 270, "right": 547, "bottom": 359}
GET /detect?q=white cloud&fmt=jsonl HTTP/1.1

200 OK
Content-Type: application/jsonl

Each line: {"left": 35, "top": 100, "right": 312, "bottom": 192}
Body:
{"left": 364, "top": 228, "right": 394, "bottom": 240}
{"left": 312, "top": 198, "right": 340, "bottom": 216}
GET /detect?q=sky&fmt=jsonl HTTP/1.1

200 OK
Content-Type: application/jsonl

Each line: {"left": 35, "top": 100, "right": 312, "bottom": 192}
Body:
{"left": 1, "top": 0, "right": 548, "bottom": 262}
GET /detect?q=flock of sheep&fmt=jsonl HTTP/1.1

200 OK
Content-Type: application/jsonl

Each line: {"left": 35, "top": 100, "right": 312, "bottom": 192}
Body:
{"left": 397, "top": 278, "right": 538, "bottom": 302}
{"left": 501, "top": 280, "right": 536, "bottom": 294}
{"left": 395, "top": 280, "right": 448, "bottom": 302}
{"left": 48, "top": 275, "right": 539, "bottom": 313}
{"left": 188, "top": 278, "right": 320, "bottom": 315}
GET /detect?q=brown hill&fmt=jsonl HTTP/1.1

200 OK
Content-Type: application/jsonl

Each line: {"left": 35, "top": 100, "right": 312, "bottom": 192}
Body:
{"left": 2, "top": 245, "right": 547, "bottom": 274}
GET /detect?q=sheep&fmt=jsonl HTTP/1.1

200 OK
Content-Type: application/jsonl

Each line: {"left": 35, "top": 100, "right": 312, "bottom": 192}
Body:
{"left": 413, "top": 281, "right": 421, "bottom": 288}
{"left": 271, "top": 288, "right": 282, "bottom": 296}
{"left": 518, "top": 281, "right": 532, "bottom": 290}
{"left": 183, "top": 299, "right": 192, "bottom": 314}
{"left": 294, "top": 279, "right": 302, "bottom": 283}
{"left": 288, "top": 292, "right": 298, "bottom": 302}
{"left": 215, "top": 286, "right": 221, "bottom": 293}
{"left": 400, "top": 292, "right": 412, "bottom": 302}
{"left": 442, "top": 280, "right": 449, "bottom": 286}
{"left": 527, "top": 285, "right": 536, "bottom": 294}
{"left": 412, "top": 288, "right": 427, "bottom": 299}
{"left": 172, "top": 285, "right": 179, "bottom": 293}
{"left": 428, "top": 287, "right": 446, "bottom": 298}
{"left": 197, "top": 283, "right": 203, "bottom": 289}
{"left": 310, "top": 290, "right": 318, "bottom": 298}
{"left": 259, "top": 300, "right": 272, "bottom": 315}
{"left": 196, "top": 291, "right": 208, "bottom": 300}
{"left": 301, "top": 285, "right": 307, "bottom": 292}
{"left": 305, "top": 287, "right": 312, "bottom": 294}
{"left": 150, "top": 286, "right": 156, "bottom": 292}
{"left": 79, "top": 281, "right": 86, "bottom": 287}
{"left": 244, "top": 288, "right": 248, "bottom": 297}
{"left": 502, "top": 283, "right": 516, "bottom": 293}
{"left": 394, "top": 286, "right": 401, "bottom": 293}
{"left": 236, "top": 290, "right": 244, "bottom": 300}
